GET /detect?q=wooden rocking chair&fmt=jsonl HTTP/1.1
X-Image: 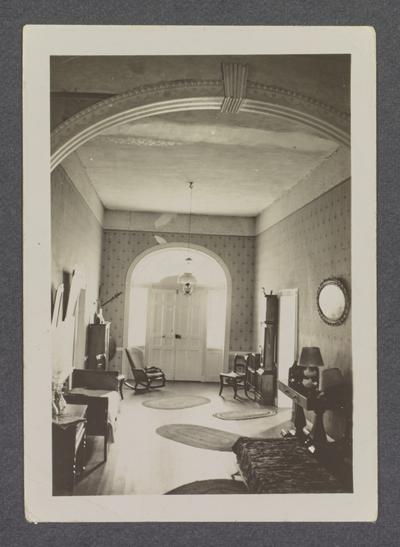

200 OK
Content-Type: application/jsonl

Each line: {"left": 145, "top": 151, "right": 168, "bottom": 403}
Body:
{"left": 124, "top": 347, "right": 166, "bottom": 392}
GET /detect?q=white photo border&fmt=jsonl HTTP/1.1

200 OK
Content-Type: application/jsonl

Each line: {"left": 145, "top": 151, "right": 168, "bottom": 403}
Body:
{"left": 23, "top": 25, "right": 377, "bottom": 522}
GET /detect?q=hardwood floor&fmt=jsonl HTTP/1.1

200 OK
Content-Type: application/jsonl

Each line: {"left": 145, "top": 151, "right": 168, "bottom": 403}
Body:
{"left": 74, "top": 381, "right": 291, "bottom": 496}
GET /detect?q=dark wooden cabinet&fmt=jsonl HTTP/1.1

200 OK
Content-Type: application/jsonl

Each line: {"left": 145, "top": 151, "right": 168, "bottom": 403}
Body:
{"left": 261, "top": 293, "right": 279, "bottom": 404}
{"left": 87, "top": 322, "right": 110, "bottom": 370}
{"left": 52, "top": 404, "right": 88, "bottom": 495}
{"left": 263, "top": 293, "right": 278, "bottom": 370}
{"left": 241, "top": 293, "right": 279, "bottom": 406}
{"left": 243, "top": 353, "right": 274, "bottom": 406}
{"left": 244, "top": 352, "right": 260, "bottom": 397}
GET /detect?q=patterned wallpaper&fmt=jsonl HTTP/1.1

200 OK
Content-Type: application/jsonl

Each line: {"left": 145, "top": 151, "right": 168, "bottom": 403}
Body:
{"left": 254, "top": 180, "right": 351, "bottom": 440}
{"left": 101, "top": 230, "right": 256, "bottom": 370}
{"left": 51, "top": 166, "right": 103, "bottom": 329}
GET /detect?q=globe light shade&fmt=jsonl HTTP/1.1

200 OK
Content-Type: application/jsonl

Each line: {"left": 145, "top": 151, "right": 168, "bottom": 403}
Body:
{"left": 178, "top": 272, "right": 197, "bottom": 296}
{"left": 182, "top": 282, "right": 194, "bottom": 296}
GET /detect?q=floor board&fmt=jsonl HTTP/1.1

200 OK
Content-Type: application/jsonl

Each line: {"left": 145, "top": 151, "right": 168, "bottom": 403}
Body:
{"left": 74, "top": 381, "right": 291, "bottom": 496}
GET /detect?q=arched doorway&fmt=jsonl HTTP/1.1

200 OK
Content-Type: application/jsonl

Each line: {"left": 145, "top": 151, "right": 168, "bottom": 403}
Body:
{"left": 122, "top": 243, "right": 232, "bottom": 382}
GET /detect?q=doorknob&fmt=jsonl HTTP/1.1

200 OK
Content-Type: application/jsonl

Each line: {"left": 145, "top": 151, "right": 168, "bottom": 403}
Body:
{"left": 175, "top": 334, "right": 182, "bottom": 339}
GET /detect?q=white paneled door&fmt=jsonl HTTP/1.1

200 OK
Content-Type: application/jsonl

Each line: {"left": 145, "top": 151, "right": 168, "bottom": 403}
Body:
{"left": 174, "top": 290, "right": 206, "bottom": 381}
{"left": 145, "top": 289, "right": 176, "bottom": 379}
{"left": 145, "top": 288, "right": 206, "bottom": 381}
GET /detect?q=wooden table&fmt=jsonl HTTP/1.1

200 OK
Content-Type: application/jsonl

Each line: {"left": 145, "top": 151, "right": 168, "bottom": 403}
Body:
{"left": 278, "top": 380, "right": 353, "bottom": 488}
{"left": 278, "top": 380, "right": 329, "bottom": 449}
{"left": 52, "top": 403, "right": 88, "bottom": 495}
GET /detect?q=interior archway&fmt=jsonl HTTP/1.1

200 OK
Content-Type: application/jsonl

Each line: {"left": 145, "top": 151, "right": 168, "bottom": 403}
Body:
{"left": 122, "top": 243, "right": 232, "bottom": 381}
{"left": 51, "top": 79, "right": 349, "bottom": 170}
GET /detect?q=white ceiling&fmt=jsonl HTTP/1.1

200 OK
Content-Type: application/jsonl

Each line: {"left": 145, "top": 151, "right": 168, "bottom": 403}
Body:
{"left": 54, "top": 55, "right": 349, "bottom": 218}
{"left": 76, "top": 110, "right": 339, "bottom": 217}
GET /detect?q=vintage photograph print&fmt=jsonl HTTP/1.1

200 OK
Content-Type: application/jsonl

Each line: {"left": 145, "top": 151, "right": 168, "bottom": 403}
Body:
{"left": 23, "top": 26, "right": 376, "bottom": 522}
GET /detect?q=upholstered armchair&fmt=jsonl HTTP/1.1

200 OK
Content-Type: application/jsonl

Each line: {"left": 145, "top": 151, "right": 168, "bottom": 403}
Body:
{"left": 64, "top": 369, "right": 124, "bottom": 461}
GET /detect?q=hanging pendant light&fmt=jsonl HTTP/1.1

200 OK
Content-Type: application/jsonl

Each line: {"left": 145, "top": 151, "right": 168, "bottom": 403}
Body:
{"left": 178, "top": 181, "right": 197, "bottom": 295}
{"left": 180, "top": 272, "right": 196, "bottom": 295}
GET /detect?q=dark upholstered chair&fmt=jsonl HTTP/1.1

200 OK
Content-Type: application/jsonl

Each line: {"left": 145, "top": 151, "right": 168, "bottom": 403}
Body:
{"left": 64, "top": 369, "right": 123, "bottom": 461}
{"left": 124, "top": 347, "right": 166, "bottom": 392}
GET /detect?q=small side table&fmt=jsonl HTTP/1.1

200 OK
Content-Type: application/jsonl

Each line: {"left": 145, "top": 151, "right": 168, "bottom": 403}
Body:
{"left": 52, "top": 403, "right": 88, "bottom": 495}
{"left": 219, "top": 371, "right": 245, "bottom": 399}
{"left": 278, "top": 380, "right": 329, "bottom": 450}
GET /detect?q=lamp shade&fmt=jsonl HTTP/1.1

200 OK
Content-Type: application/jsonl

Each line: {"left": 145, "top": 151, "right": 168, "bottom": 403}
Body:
{"left": 178, "top": 272, "right": 197, "bottom": 286}
{"left": 299, "top": 347, "right": 324, "bottom": 368}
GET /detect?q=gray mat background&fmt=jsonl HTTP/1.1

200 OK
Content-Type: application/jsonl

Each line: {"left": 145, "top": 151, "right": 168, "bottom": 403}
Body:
{"left": 1, "top": 1, "right": 398, "bottom": 545}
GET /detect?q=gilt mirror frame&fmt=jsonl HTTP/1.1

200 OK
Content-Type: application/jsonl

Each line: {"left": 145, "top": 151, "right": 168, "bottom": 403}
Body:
{"left": 316, "top": 278, "right": 350, "bottom": 326}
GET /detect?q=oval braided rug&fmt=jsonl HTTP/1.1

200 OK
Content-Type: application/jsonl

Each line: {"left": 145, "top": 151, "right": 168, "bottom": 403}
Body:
{"left": 213, "top": 407, "right": 277, "bottom": 421}
{"left": 143, "top": 395, "right": 210, "bottom": 410}
{"left": 166, "top": 479, "right": 247, "bottom": 495}
{"left": 156, "top": 424, "right": 240, "bottom": 451}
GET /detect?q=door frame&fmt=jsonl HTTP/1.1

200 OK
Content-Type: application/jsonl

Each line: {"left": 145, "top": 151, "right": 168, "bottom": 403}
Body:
{"left": 277, "top": 288, "right": 299, "bottom": 407}
{"left": 122, "top": 243, "right": 232, "bottom": 375}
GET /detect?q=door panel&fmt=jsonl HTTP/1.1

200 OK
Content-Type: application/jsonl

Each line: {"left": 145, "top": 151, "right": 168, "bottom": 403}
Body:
{"left": 145, "top": 289, "right": 176, "bottom": 379}
{"left": 174, "top": 289, "right": 206, "bottom": 381}
{"left": 146, "top": 287, "right": 207, "bottom": 381}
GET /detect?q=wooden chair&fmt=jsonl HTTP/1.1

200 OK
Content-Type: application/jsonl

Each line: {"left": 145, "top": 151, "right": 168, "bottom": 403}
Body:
{"left": 124, "top": 347, "right": 166, "bottom": 392}
{"left": 219, "top": 353, "right": 247, "bottom": 399}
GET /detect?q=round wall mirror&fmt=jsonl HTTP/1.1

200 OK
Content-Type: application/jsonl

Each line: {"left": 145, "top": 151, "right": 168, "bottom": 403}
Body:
{"left": 317, "top": 278, "right": 350, "bottom": 326}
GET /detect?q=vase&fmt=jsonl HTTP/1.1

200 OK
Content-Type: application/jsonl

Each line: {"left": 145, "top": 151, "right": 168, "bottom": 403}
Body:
{"left": 52, "top": 382, "right": 67, "bottom": 416}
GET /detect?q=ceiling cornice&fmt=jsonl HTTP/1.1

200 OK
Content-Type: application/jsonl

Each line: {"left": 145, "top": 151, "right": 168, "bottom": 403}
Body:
{"left": 104, "top": 210, "right": 256, "bottom": 237}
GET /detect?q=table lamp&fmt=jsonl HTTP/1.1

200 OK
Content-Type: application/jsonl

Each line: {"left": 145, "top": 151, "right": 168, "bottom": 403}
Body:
{"left": 299, "top": 346, "right": 324, "bottom": 390}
